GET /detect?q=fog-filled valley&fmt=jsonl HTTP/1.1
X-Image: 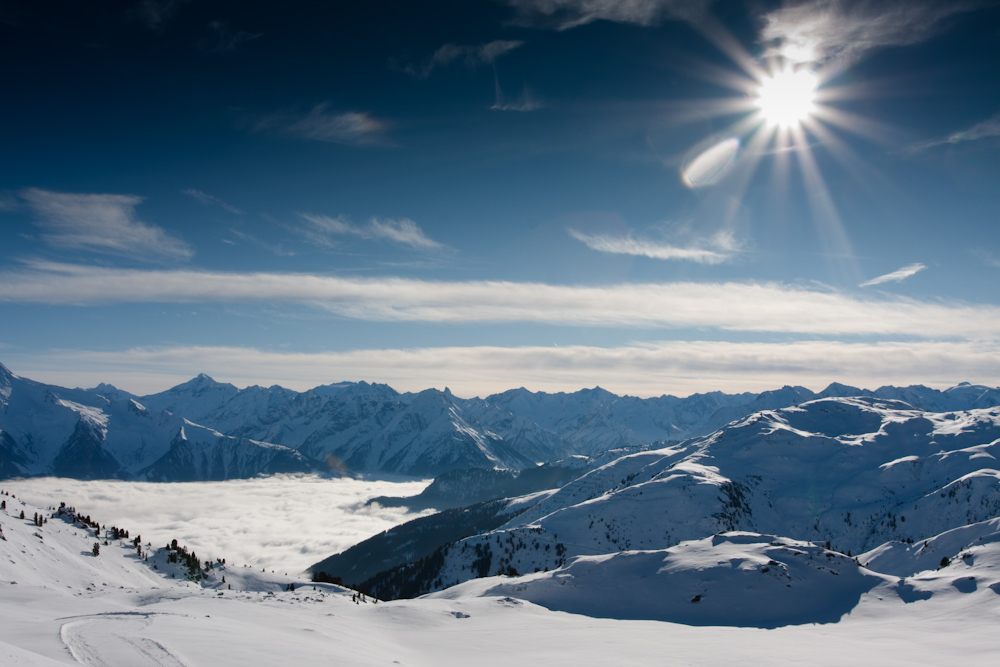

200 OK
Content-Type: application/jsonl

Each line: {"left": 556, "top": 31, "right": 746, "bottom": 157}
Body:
{"left": 0, "top": 475, "right": 431, "bottom": 574}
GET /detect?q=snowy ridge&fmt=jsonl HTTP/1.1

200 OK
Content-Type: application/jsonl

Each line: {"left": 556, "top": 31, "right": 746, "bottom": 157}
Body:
{"left": 2, "top": 360, "right": 999, "bottom": 480}
{"left": 0, "top": 368, "right": 317, "bottom": 481}
{"left": 429, "top": 527, "right": 1000, "bottom": 627}
{"left": 346, "top": 397, "right": 1000, "bottom": 601}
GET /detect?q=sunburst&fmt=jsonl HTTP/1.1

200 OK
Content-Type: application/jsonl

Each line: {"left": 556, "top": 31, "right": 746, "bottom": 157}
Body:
{"left": 673, "top": 24, "right": 889, "bottom": 282}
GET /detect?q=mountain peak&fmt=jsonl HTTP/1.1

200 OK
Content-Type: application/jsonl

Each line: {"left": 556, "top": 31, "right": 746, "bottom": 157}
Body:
{"left": 818, "top": 382, "right": 865, "bottom": 398}
{"left": 167, "top": 373, "right": 229, "bottom": 392}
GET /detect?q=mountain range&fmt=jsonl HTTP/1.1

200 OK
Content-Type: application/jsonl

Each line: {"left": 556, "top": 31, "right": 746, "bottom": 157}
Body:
{"left": 319, "top": 396, "right": 1000, "bottom": 601}
{"left": 2, "top": 360, "right": 998, "bottom": 482}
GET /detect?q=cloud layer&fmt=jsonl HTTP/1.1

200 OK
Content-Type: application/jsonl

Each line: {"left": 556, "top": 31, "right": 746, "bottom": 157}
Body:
{"left": 21, "top": 189, "right": 193, "bottom": 260}
{"left": 3, "top": 475, "right": 432, "bottom": 575}
{"left": 2, "top": 263, "right": 998, "bottom": 339}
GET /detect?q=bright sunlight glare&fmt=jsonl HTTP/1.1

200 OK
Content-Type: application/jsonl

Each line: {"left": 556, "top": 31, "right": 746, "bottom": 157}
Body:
{"left": 755, "top": 68, "right": 818, "bottom": 128}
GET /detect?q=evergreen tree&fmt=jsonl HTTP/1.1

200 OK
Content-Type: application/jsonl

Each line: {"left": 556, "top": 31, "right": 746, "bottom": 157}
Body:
{"left": 92, "top": 542, "right": 100, "bottom": 557}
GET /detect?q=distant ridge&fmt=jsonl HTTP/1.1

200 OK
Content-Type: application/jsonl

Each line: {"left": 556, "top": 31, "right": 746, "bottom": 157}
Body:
{"left": 1, "top": 360, "right": 998, "bottom": 480}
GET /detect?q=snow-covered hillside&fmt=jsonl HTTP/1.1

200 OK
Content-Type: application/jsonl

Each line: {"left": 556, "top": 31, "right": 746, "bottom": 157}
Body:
{"left": 2, "top": 491, "right": 999, "bottom": 665}
{"left": 345, "top": 397, "right": 1000, "bottom": 599}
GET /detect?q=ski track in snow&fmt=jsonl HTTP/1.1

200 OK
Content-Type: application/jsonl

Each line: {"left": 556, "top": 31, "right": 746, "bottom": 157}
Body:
{"left": 60, "top": 612, "right": 187, "bottom": 667}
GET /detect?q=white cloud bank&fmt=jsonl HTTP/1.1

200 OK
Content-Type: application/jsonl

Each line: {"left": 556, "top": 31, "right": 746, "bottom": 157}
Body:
{"left": 2, "top": 475, "right": 432, "bottom": 576}
{"left": 860, "top": 263, "right": 926, "bottom": 287}
{"left": 21, "top": 189, "right": 193, "bottom": 260}
{"left": 10, "top": 340, "right": 999, "bottom": 399}
{"left": 2, "top": 262, "right": 998, "bottom": 339}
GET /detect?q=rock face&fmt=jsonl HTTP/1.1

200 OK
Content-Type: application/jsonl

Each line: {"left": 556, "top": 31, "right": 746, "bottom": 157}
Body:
{"left": 2, "top": 359, "right": 999, "bottom": 480}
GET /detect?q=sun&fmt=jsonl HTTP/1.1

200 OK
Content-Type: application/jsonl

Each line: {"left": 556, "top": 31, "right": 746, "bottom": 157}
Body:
{"left": 754, "top": 67, "right": 818, "bottom": 128}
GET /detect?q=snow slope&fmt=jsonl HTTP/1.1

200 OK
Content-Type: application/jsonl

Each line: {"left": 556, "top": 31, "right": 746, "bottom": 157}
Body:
{"left": 2, "top": 494, "right": 999, "bottom": 665}
{"left": 352, "top": 397, "right": 1000, "bottom": 598}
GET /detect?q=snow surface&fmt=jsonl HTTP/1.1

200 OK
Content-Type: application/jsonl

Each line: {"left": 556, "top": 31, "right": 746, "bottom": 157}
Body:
{"left": 2, "top": 495, "right": 999, "bottom": 666}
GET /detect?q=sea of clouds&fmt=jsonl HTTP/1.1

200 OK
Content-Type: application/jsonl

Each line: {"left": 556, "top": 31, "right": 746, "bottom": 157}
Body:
{"left": 2, "top": 475, "right": 433, "bottom": 575}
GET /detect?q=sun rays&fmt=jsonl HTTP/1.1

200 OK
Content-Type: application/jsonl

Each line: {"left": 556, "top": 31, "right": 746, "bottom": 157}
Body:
{"left": 672, "top": 26, "right": 884, "bottom": 282}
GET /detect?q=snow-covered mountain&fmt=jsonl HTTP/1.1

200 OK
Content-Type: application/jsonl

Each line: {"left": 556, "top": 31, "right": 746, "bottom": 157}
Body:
{"left": 341, "top": 397, "right": 1000, "bottom": 599}
{"left": 3, "top": 359, "right": 999, "bottom": 480}
{"left": 0, "top": 363, "right": 315, "bottom": 481}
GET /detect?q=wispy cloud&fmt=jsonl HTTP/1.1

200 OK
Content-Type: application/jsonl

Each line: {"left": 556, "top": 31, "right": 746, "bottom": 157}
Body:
{"left": 20, "top": 189, "right": 193, "bottom": 260}
{"left": 760, "top": 0, "right": 988, "bottom": 66}
{"left": 910, "top": 113, "right": 1000, "bottom": 152}
{"left": 129, "top": 0, "right": 189, "bottom": 32}
{"left": 402, "top": 40, "right": 524, "bottom": 78}
{"left": 860, "top": 263, "right": 927, "bottom": 287}
{"left": 255, "top": 105, "right": 388, "bottom": 146}
{"left": 227, "top": 228, "right": 296, "bottom": 257}
{"left": 182, "top": 189, "right": 243, "bottom": 214}
{"left": 493, "top": 80, "right": 544, "bottom": 112}
{"left": 2, "top": 262, "right": 999, "bottom": 340}
{"left": 568, "top": 227, "right": 737, "bottom": 264}
{"left": 10, "top": 340, "right": 999, "bottom": 400}
{"left": 298, "top": 214, "right": 442, "bottom": 250}
{"left": 504, "top": 0, "right": 712, "bottom": 30}
{"left": 199, "top": 20, "right": 262, "bottom": 53}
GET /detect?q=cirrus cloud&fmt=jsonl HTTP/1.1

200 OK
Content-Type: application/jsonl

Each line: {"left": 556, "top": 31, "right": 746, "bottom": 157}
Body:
{"left": 402, "top": 40, "right": 524, "bottom": 78}
{"left": 1, "top": 261, "right": 998, "bottom": 340}
{"left": 255, "top": 105, "right": 388, "bottom": 146}
{"left": 568, "top": 227, "right": 737, "bottom": 264}
{"left": 20, "top": 188, "right": 193, "bottom": 261}
{"left": 298, "top": 214, "right": 443, "bottom": 250}
{"left": 504, "top": 0, "right": 713, "bottom": 30}
{"left": 860, "top": 263, "right": 926, "bottom": 287}
{"left": 760, "top": 0, "right": 989, "bottom": 66}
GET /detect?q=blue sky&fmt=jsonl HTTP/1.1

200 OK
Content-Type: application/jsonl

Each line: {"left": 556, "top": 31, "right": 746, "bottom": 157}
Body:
{"left": 1, "top": 0, "right": 998, "bottom": 397}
